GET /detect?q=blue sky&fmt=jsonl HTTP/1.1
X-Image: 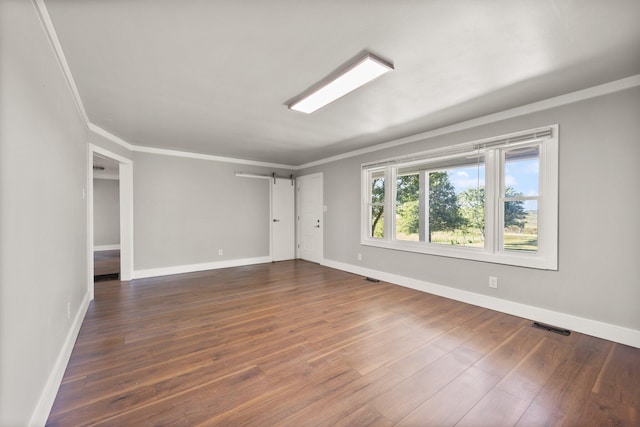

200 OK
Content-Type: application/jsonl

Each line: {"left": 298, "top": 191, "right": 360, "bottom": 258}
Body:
{"left": 448, "top": 158, "right": 539, "bottom": 210}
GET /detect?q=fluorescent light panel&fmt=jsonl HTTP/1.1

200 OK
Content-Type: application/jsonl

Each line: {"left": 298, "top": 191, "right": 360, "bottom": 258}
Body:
{"left": 289, "top": 53, "right": 393, "bottom": 114}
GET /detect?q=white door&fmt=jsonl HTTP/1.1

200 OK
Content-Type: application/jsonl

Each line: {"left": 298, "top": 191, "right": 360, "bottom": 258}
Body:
{"left": 271, "top": 177, "right": 295, "bottom": 261}
{"left": 297, "top": 173, "right": 323, "bottom": 263}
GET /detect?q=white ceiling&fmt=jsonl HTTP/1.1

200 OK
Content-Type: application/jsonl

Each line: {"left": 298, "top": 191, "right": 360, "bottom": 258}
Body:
{"left": 93, "top": 153, "right": 119, "bottom": 179}
{"left": 45, "top": 0, "right": 640, "bottom": 166}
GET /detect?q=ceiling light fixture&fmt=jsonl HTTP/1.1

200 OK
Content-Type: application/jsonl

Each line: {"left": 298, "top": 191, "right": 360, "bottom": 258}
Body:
{"left": 288, "top": 52, "right": 394, "bottom": 114}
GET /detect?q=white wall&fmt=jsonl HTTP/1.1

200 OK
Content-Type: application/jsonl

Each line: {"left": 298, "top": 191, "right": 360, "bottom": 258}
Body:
{"left": 301, "top": 86, "right": 640, "bottom": 344}
{"left": 0, "top": 1, "right": 89, "bottom": 425}
{"left": 93, "top": 178, "right": 120, "bottom": 247}
{"left": 133, "top": 152, "right": 293, "bottom": 273}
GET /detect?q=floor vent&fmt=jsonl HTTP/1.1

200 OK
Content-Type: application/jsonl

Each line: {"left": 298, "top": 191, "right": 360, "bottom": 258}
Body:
{"left": 365, "top": 277, "right": 380, "bottom": 283}
{"left": 532, "top": 321, "right": 571, "bottom": 336}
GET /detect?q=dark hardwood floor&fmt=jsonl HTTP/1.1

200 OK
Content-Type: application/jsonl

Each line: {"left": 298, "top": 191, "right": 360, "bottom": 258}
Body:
{"left": 94, "top": 250, "right": 120, "bottom": 279}
{"left": 47, "top": 260, "right": 640, "bottom": 426}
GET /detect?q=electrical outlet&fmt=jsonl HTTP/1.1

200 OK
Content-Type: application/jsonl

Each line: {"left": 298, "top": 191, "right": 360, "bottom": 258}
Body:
{"left": 67, "top": 302, "right": 71, "bottom": 320}
{"left": 489, "top": 276, "right": 498, "bottom": 289}
{"left": 218, "top": 249, "right": 223, "bottom": 255}
{"left": 357, "top": 253, "right": 362, "bottom": 261}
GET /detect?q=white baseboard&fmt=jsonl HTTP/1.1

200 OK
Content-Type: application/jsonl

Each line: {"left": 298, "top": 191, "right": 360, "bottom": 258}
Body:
{"left": 322, "top": 259, "right": 640, "bottom": 349}
{"left": 94, "top": 244, "right": 120, "bottom": 251}
{"left": 29, "top": 290, "right": 91, "bottom": 426}
{"left": 132, "top": 256, "right": 273, "bottom": 279}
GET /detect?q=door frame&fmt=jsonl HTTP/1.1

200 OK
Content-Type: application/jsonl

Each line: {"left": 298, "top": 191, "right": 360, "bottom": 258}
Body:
{"left": 270, "top": 176, "right": 296, "bottom": 262}
{"left": 296, "top": 172, "right": 324, "bottom": 262}
{"left": 87, "top": 144, "right": 134, "bottom": 299}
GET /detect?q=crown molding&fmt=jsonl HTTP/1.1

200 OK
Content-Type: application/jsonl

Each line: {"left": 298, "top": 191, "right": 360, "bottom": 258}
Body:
{"left": 88, "top": 123, "right": 135, "bottom": 151}
{"left": 33, "top": 0, "right": 89, "bottom": 126}
{"left": 297, "top": 74, "right": 640, "bottom": 169}
{"left": 132, "top": 145, "right": 297, "bottom": 170}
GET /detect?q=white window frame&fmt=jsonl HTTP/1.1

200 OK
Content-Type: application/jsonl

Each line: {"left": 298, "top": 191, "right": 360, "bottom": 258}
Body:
{"left": 365, "top": 168, "right": 387, "bottom": 239}
{"left": 361, "top": 125, "right": 558, "bottom": 270}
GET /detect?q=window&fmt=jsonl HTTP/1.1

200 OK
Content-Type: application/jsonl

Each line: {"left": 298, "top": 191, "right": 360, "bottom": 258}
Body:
{"left": 367, "top": 169, "right": 386, "bottom": 239}
{"left": 361, "top": 126, "right": 558, "bottom": 270}
{"left": 501, "top": 146, "right": 539, "bottom": 252}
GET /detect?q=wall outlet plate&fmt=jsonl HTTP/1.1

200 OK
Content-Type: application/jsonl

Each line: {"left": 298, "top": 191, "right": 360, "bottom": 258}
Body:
{"left": 489, "top": 276, "right": 498, "bottom": 288}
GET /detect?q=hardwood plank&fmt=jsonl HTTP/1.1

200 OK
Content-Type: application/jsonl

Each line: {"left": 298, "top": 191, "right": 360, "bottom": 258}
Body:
{"left": 516, "top": 334, "right": 614, "bottom": 426}
{"left": 96, "top": 365, "right": 266, "bottom": 426}
{"left": 591, "top": 343, "right": 640, "bottom": 407}
{"left": 495, "top": 335, "right": 573, "bottom": 402}
{"left": 396, "top": 366, "right": 500, "bottom": 426}
{"left": 473, "top": 323, "right": 546, "bottom": 377}
{"left": 457, "top": 387, "right": 530, "bottom": 427}
{"left": 326, "top": 403, "right": 393, "bottom": 427}
{"left": 197, "top": 362, "right": 363, "bottom": 426}
{"left": 371, "top": 345, "right": 483, "bottom": 423}
{"left": 94, "top": 250, "right": 120, "bottom": 276}
{"left": 277, "top": 367, "right": 403, "bottom": 427}
{"left": 47, "top": 385, "right": 158, "bottom": 426}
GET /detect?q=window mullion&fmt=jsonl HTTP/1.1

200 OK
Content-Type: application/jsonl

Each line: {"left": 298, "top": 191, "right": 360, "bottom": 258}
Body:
{"left": 419, "top": 170, "right": 427, "bottom": 242}
{"left": 387, "top": 166, "right": 397, "bottom": 241}
{"left": 484, "top": 150, "right": 498, "bottom": 253}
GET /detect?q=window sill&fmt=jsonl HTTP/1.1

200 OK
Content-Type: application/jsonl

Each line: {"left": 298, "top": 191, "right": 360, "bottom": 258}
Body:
{"left": 361, "top": 237, "right": 557, "bottom": 270}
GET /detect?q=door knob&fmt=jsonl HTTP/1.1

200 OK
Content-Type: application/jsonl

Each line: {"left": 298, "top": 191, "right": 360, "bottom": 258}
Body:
{"left": 273, "top": 219, "right": 280, "bottom": 222}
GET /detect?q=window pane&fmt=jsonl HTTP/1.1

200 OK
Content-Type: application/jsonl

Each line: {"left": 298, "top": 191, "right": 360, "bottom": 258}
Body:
{"left": 369, "top": 171, "right": 385, "bottom": 239}
{"left": 504, "top": 200, "right": 537, "bottom": 252}
{"left": 371, "top": 206, "right": 384, "bottom": 238}
{"left": 504, "top": 146, "right": 539, "bottom": 197}
{"left": 428, "top": 161, "right": 485, "bottom": 247}
{"left": 396, "top": 174, "right": 419, "bottom": 241}
{"left": 371, "top": 173, "right": 384, "bottom": 204}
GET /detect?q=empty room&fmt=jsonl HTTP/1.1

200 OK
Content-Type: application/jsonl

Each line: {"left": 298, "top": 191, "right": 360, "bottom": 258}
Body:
{"left": 2, "top": 0, "right": 640, "bottom": 426}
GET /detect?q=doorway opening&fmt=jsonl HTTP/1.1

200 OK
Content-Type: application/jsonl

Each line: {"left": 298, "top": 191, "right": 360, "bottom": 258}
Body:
{"left": 93, "top": 153, "right": 120, "bottom": 281}
{"left": 87, "top": 144, "right": 133, "bottom": 299}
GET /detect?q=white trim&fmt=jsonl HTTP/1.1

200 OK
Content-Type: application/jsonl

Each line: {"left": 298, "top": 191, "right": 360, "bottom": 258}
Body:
{"left": 91, "top": 144, "right": 133, "bottom": 165}
{"left": 88, "top": 124, "right": 135, "bottom": 151}
{"left": 295, "top": 173, "right": 324, "bottom": 262}
{"left": 269, "top": 179, "right": 274, "bottom": 261}
{"left": 92, "top": 171, "right": 119, "bottom": 180}
{"left": 33, "top": 0, "right": 89, "bottom": 126}
{"left": 118, "top": 162, "right": 134, "bottom": 281}
{"left": 297, "top": 74, "right": 640, "bottom": 169}
{"left": 132, "top": 256, "right": 272, "bottom": 279}
{"left": 29, "top": 291, "right": 90, "bottom": 427}
{"left": 132, "top": 145, "right": 296, "bottom": 170}
{"left": 87, "top": 147, "right": 94, "bottom": 299}
{"left": 88, "top": 144, "right": 134, "bottom": 298}
{"left": 321, "top": 259, "right": 640, "bottom": 349}
{"left": 360, "top": 126, "right": 558, "bottom": 270}
{"left": 94, "top": 244, "right": 120, "bottom": 251}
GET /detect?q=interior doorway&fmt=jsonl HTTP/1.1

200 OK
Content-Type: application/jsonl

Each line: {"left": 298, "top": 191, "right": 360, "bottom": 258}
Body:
{"left": 296, "top": 173, "right": 323, "bottom": 263}
{"left": 93, "top": 154, "right": 121, "bottom": 280}
{"left": 87, "top": 144, "right": 133, "bottom": 299}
